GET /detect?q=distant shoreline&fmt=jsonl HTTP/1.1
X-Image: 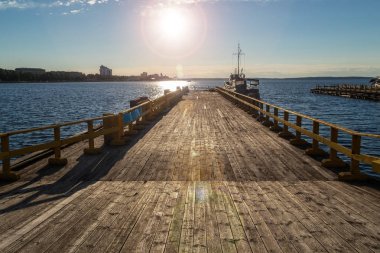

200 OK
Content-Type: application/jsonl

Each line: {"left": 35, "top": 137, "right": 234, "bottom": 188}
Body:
{"left": 187, "top": 76, "right": 372, "bottom": 80}
{"left": 0, "top": 76, "right": 372, "bottom": 84}
{"left": 0, "top": 80, "right": 174, "bottom": 84}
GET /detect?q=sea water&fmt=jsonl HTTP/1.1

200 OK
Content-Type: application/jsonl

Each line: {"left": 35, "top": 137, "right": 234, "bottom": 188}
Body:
{"left": 0, "top": 79, "right": 379, "bottom": 177}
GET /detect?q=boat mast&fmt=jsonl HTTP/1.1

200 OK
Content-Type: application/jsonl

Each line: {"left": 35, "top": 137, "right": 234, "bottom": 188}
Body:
{"left": 233, "top": 43, "right": 244, "bottom": 77}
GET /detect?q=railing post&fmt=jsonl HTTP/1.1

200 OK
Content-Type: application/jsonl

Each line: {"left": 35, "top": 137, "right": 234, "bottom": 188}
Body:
{"left": 257, "top": 103, "right": 265, "bottom": 122}
{"left": 262, "top": 104, "right": 273, "bottom": 127}
{"left": 339, "top": 135, "right": 368, "bottom": 180}
{"left": 241, "top": 97, "right": 250, "bottom": 112}
{"left": 84, "top": 120, "right": 102, "bottom": 155}
{"left": 135, "top": 107, "right": 150, "bottom": 131}
{"left": 0, "top": 134, "right": 19, "bottom": 181}
{"left": 321, "top": 127, "right": 346, "bottom": 169}
{"left": 126, "top": 119, "right": 138, "bottom": 136}
{"left": 270, "top": 107, "right": 282, "bottom": 132}
{"left": 103, "top": 113, "right": 117, "bottom": 145}
{"left": 48, "top": 126, "right": 68, "bottom": 166}
{"left": 250, "top": 99, "right": 259, "bottom": 118}
{"left": 279, "top": 111, "right": 294, "bottom": 139}
{"left": 164, "top": 89, "right": 170, "bottom": 110}
{"left": 305, "top": 121, "right": 326, "bottom": 156}
{"left": 144, "top": 101, "right": 154, "bottom": 122}
{"left": 151, "top": 101, "right": 159, "bottom": 117}
{"left": 110, "top": 113, "right": 127, "bottom": 145}
{"left": 290, "top": 116, "right": 308, "bottom": 147}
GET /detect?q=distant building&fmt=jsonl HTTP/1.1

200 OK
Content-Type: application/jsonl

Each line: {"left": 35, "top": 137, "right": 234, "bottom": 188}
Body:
{"left": 141, "top": 72, "right": 148, "bottom": 78}
{"left": 99, "top": 65, "right": 112, "bottom": 76}
{"left": 49, "top": 71, "right": 85, "bottom": 79}
{"left": 15, "top": 68, "right": 45, "bottom": 75}
{"left": 150, "top": 73, "right": 160, "bottom": 80}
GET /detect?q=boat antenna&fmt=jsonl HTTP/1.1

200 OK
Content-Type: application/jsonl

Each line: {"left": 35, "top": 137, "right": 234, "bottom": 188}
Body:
{"left": 233, "top": 43, "right": 245, "bottom": 77}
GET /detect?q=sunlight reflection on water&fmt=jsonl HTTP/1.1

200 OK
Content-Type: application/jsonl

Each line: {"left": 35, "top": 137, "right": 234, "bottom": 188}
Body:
{"left": 158, "top": 80, "right": 188, "bottom": 92}
{"left": 0, "top": 79, "right": 379, "bottom": 178}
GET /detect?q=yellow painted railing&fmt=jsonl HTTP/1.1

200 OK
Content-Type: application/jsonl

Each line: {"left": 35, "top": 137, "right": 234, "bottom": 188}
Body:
{"left": 0, "top": 88, "right": 186, "bottom": 181}
{"left": 216, "top": 87, "right": 380, "bottom": 180}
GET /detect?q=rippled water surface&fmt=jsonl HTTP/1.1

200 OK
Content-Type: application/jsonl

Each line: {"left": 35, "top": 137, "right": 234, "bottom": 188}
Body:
{"left": 0, "top": 79, "right": 379, "bottom": 177}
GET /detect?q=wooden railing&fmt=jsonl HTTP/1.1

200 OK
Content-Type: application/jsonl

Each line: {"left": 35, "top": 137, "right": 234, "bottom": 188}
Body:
{"left": 312, "top": 84, "right": 380, "bottom": 91}
{"left": 216, "top": 87, "right": 380, "bottom": 180}
{"left": 0, "top": 88, "right": 186, "bottom": 181}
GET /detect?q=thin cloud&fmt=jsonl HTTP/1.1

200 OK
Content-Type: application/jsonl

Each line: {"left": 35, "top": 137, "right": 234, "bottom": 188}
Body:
{"left": 0, "top": 0, "right": 274, "bottom": 10}
{"left": 0, "top": 0, "right": 111, "bottom": 10}
{"left": 0, "top": 0, "right": 275, "bottom": 15}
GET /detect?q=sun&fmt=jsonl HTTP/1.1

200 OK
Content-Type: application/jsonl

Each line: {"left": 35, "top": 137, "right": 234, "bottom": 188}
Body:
{"left": 140, "top": 4, "right": 207, "bottom": 59}
{"left": 158, "top": 8, "right": 188, "bottom": 41}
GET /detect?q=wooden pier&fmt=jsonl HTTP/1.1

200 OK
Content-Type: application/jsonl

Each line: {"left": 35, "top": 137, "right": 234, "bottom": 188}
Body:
{"left": 0, "top": 89, "right": 379, "bottom": 252}
{"left": 311, "top": 84, "right": 380, "bottom": 101}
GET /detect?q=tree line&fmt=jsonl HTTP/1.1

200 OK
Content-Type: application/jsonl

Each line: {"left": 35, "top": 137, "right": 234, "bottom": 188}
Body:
{"left": 0, "top": 68, "right": 172, "bottom": 82}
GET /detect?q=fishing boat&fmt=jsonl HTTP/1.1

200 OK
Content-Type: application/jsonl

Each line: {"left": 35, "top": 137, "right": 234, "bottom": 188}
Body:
{"left": 370, "top": 77, "right": 380, "bottom": 88}
{"left": 224, "top": 44, "right": 260, "bottom": 99}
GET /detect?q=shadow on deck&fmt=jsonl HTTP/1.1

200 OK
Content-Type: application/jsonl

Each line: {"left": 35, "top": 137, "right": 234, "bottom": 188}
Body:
{"left": 0, "top": 91, "right": 379, "bottom": 253}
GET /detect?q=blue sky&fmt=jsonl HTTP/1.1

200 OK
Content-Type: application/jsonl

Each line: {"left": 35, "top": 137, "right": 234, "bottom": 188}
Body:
{"left": 0, "top": 0, "right": 379, "bottom": 78}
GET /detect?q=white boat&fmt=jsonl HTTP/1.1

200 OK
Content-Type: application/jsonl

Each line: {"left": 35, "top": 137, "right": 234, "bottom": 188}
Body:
{"left": 370, "top": 77, "right": 380, "bottom": 88}
{"left": 224, "top": 44, "right": 260, "bottom": 99}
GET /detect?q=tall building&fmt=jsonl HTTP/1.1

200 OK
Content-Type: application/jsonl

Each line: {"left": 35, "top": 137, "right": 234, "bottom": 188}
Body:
{"left": 99, "top": 65, "right": 112, "bottom": 76}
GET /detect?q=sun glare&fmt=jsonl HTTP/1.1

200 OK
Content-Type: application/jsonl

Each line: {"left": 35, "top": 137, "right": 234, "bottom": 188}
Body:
{"left": 141, "top": 4, "right": 207, "bottom": 59}
{"left": 159, "top": 8, "right": 188, "bottom": 41}
{"left": 158, "top": 80, "right": 188, "bottom": 92}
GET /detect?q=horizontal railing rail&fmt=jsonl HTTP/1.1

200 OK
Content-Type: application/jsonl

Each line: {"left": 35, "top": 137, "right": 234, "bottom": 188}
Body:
{"left": 0, "top": 88, "right": 187, "bottom": 181}
{"left": 216, "top": 87, "right": 380, "bottom": 180}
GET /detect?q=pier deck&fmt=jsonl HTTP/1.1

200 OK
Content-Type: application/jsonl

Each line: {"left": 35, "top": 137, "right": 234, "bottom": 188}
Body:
{"left": 0, "top": 91, "right": 379, "bottom": 252}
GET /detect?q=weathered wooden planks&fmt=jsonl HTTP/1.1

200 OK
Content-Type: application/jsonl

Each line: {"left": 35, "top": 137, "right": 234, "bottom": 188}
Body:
{"left": 0, "top": 91, "right": 379, "bottom": 252}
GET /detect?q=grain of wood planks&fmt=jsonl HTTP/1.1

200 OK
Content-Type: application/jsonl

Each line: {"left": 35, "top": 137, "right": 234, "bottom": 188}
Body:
{"left": 0, "top": 91, "right": 379, "bottom": 252}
